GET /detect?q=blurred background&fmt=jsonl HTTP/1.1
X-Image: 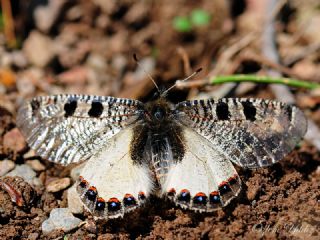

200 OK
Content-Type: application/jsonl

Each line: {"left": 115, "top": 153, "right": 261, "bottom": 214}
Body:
{"left": 0, "top": 0, "right": 319, "bottom": 103}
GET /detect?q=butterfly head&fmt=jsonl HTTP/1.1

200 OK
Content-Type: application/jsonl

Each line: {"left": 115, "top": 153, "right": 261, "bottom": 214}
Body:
{"left": 144, "top": 97, "right": 173, "bottom": 126}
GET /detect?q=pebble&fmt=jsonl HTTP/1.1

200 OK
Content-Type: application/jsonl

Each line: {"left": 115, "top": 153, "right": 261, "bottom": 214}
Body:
{"left": 67, "top": 184, "right": 83, "bottom": 214}
{"left": 26, "top": 160, "right": 46, "bottom": 171}
{"left": 34, "top": 0, "right": 68, "bottom": 32}
{"left": 1, "top": 51, "right": 28, "bottom": 68}
{"left": 41, "top": 208, "right": 82, "bottom": 234}
{"left": 6, "top": 164, "right": 42, "bottom": 187}
{"left": 23, "top": 149, "right": 37, "bottom": 158}
{"left": 93, "top": 0, "right": 116, "bottom": 14}
{"left": 3, "top": 128, "right": 26, "bottom": 153}
{"left": 23, "top": 31, "right": 55, "bottom": 67}
{"left": 46, "top": 178, "right": 71, "bottom": 192}
{"left": 0, "top": 159, "right": 15, "bottom": 176}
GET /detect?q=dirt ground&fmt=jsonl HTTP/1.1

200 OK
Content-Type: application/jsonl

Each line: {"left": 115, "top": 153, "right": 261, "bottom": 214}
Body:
{"left": 0, "top": 0, "right": 319, "bottom": 239}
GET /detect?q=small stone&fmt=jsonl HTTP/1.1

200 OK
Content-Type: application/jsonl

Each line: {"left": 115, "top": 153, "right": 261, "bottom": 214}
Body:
{"left": 34, "top": 0, "right": 68, "bottom": 32}
{"left": 46, "top": 178, "right": 71, "bottom": 193}
{"left": 41, "top": 208, "right": 82, "bottom": 234}
{"left": 11, "top": 51, "right": 28, "bottom": 68}
{"left": 27, "top": 233, "right": 39, "bottom": 240}
{"left": 93, "top": 0, "right": 116, "bottom": 14}
{"left": 16, "top": 76, "right": 36, "bottom": 96}
{"left": 23, "top": 31, "right": 55, "bottom": 67}
{"left": 246, "top": 182, "right": 260, "bottom": 201}
{"left": 0, "top": 160, "right": 15, "bottom": 176}
{"left": 86, "top": 53, "right": 107, "bottom": 71}
{"left": 67, "top": 184, "right": 83, "bottom": 214}
{"left": 26, "top": 160, "right": 46, "bottom": 171}
{"left": 3, "top": 128, "right": 26, "bottom": 153}
{"left": 6, "top": 164, "right": 41, "bottom": 187}
{"left": 23, "top": 149, "right": 37, "bottom": 158}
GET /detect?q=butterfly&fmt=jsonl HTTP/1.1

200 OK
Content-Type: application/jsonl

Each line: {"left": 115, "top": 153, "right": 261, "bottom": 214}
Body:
{"left": 16, "top": 93, "right": 307, "bottom": 219}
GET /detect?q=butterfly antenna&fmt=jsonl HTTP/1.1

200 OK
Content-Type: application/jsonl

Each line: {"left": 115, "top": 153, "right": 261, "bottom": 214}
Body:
{"left": 162, "top": 68, "right": 202, "bottom": 96}
{"left": 133, "top": 54, "right": 160, "bottom": 93}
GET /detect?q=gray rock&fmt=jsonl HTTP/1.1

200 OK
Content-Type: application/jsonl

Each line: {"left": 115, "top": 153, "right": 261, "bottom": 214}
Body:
{"left": 41, "top": 208, "right": 82, "bottom": 234}
{"left": 6, "top": 164, "right": 42, "bottom": 186}
{"left": 67, "top": 184, "right": 84, "bottom": 214}
{"left": 0, "top": 159, "right": 15, "bottom": 176}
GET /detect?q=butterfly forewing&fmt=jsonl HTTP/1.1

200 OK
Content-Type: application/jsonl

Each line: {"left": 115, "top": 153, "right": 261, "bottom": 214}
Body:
{"left": 16, "top": 94, "right": 144, "bottom": 165}
{"left": 174, "top": 98, "right": 307, "bottom": 168}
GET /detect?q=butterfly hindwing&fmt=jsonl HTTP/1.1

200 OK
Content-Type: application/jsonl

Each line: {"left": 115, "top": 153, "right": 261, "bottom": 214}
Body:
{"left": 76, "top": 127, "right": 153, "bottom": 219}
{"left": 162, "top": 127, "right": 241, "bottom": 211}
{"left": 175, "top": 98, "right": 307, "bottom": 168}
{"left": 17, "top": 94, "right": 143, "bottom": 165}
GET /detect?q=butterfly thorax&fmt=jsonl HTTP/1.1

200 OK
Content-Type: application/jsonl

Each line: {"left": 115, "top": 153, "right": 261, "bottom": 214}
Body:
{"left": 130, "top": 97, "right": 185, "bottom": 186}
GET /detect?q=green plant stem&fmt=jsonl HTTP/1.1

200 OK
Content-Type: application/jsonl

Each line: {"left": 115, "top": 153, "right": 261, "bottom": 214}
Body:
{"left": 209, "top": 74, "right": 320, "bottom": 90}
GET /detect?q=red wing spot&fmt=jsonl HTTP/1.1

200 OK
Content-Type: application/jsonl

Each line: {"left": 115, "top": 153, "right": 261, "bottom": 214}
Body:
{"left": 195, "top": 192, "right": 206, "bottom": 197}
{"left": 193, "top": 192, "right": 207, "bottom": 205}
{"left": 95, "top": 197, "right": 106, "bottom": 211}
{"left": 124, "top": 193, "right": 134, "bottom": 198}
{"left": 107, "top": 198, "right": 121, "bottom": 212}
{"left": 108, "top": 197, "right": 120, "bottom": 203}
{"left": 86, "top": 186, "right": 97, "bottom": 201}
{"left": 209, "top": 191, "right": 221, "bottom": 204}
{"left": 178, "top": 189, "right": 191, "bottom": 202}
{"left": 210, "top": 191, "right": 219, "bottom": 196}
{"left": 97, "top": 197, "right": 105, "bottom": 202}
{"left": 227, "top": 176, "right": 235, "bottom": 182}
{"left": 79, "top": 176, "right": 88, "bottom": 188}
{"left": 88, "top": 186, "right": 97, "bottom": 192}
{"left": 123, "top": 194, "right": 137, "bottom": 207}
{"left": 180, "top": 189, "right": 189, "bottom": 193}
{"left": 168, "top": 188, "right": 176, "bottom": 193}
{"left": 167, "top": 188, "right": 176, "bottom": 197}
{"left": 218, "top": 181, "right": 228, "bottom": 188}
{"left": 138, "top": 191, "right": 146, "bottom": 200}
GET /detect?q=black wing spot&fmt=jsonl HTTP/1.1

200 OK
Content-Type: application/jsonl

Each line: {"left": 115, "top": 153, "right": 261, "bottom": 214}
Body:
{"left": 64, "top": 99, "right": 77, "bottom": 117}
{"left": 241, "top": 100, "right": 256, "bottom": 121}
{"left": 216, "top": 101, "right": 230, "bottom": 120}
{"left": 285, "top": 104, "right": 293, "bottom": 122}
{"left": 30, "top": 99, "right": 40, "bottom": 115}
{"left": 88, "top": 101, "right": 104, "bottom": 117}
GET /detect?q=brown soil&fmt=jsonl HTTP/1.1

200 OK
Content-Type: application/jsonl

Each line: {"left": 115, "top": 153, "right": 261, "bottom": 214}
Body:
{"left": 0, "top": 0, "right": 319, "bottom": 239}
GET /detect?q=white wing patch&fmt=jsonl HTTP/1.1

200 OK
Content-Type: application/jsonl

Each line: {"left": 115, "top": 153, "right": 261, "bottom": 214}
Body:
{"left": 76, "top": 127, "right": 153, "bottom": 219}
{"left": 163, "top": 128, "right": 241, "bottom": 212}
